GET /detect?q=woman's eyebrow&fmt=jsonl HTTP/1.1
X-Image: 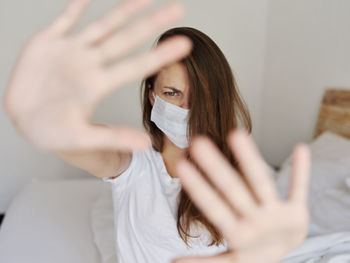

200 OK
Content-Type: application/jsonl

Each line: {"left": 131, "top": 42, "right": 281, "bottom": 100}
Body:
{"left": 163, "top": 86, "right": 182, "bottom": 93}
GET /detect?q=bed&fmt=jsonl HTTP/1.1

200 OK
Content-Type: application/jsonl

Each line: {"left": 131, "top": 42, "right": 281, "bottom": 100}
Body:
{"left": 277, "top": 88, "right": 350, "bottom": 262}
{"left": 0, "top": 88, "right": 349, "bottom": 263}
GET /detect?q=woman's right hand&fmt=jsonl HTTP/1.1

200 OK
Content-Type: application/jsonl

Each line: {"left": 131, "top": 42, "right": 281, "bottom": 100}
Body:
{"left": 3, "top": 0, "right": 192, "bottom": 152}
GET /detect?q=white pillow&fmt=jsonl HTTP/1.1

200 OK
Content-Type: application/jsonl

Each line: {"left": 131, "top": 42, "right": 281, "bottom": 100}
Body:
{"left": 90, "top": 183, "right": 118, "bottom": 263}
{"left": 0, "top": 178, "right": 103, "bottom": 263}
{"left": 275, "top": 132, "right": 350, "bottom": 236}
{"left": 279, "top": 132, "right": 350, "bottom": 169}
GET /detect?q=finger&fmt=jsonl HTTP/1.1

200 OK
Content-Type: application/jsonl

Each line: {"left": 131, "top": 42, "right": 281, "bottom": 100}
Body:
{"left": 228, "top": 129, "right": 279, "bottom": 204}
{"left": 173, "top": 251, "right": 234, "bottom": 263}
{"left": 49, "top": 0, "right": 92, "bottom": 36}
{"left": 101, "top": 36, "right": 192, "bottom": 97}
{"left": 190, "top": 136, "right": 257, "bottom": 217}
{"left": 96, "top": 2, "right": 184, "bottom": 63}
{"left": 78, "top": 0, "right": 152, "bottom": 45}
{"left": 175, "top": 160, "right": 237, "bottom": 241}
{"left": 288, "top": 144, "right": 311, "bottom": 204}
{"left": 77, "top": 124, "right": 151, "bottom": 151}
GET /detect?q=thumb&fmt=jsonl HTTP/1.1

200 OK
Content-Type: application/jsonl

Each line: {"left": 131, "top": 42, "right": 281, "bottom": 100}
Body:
{"left": 78, "top": 124, "right": 152, "bottom": 151}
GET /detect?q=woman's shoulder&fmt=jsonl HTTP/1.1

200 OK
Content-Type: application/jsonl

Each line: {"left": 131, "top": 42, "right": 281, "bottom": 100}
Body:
{"left": 101, "top": 148, "right": 152, "bottom": 184}
{"left": 127, "top": 144, "right": 162, "bottom": 169}
{"left": 135, "top": 145, "right": 161, "bottom": 165}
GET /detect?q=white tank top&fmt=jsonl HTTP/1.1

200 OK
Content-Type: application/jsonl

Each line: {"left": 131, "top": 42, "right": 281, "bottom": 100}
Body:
{"left": 103, "top": 147, "right": 228, "bottom": 263}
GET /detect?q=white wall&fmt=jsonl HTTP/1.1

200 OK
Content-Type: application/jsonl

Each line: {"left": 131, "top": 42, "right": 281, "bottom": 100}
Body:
{"left": 0, "top": 0, "right": 268, "bottom": 213}
{"left": 260, "top": 0, "right": 350, "bottom": 166}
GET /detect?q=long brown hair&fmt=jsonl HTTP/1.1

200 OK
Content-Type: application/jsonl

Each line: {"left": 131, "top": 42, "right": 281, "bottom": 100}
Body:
{"left": 140, "top": 27, "right": 252, "bottom": 247}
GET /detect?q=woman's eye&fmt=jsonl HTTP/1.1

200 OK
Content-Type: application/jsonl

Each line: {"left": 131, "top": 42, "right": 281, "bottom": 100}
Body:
{"left": 164, "top": 91, "right": 179, "bottom": 97}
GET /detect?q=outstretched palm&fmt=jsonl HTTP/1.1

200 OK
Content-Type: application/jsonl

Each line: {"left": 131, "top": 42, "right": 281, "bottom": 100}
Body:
{"left": 4, "top": 0, "right": 191, "bottom": 152}
{"left": 174, "top": 130, "right": 311, "bottom": 263}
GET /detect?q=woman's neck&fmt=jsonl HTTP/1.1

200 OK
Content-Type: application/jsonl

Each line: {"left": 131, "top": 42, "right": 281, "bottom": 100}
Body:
{"left": 161, "top": 136, "right": 187, "bottom": 178}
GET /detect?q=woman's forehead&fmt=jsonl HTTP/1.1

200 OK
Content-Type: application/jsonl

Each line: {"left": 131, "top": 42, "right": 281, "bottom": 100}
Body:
{"left": 156, "top": 62, "right": 189, "bottom": 91}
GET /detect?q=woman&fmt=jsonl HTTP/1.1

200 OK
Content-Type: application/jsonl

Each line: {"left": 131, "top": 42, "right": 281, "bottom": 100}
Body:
{"left": 143, "top": 25, "right": 252, "bottom": 246}
{"left": 3, "top": 0, "right": 311, "bottom": 262}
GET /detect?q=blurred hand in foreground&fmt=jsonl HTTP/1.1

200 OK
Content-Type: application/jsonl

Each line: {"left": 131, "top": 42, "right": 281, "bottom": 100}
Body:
{"left": 3, "top": 0, "right": 192, "bottom": 152}
{"left": 174, "top": 130, "right": 311, "bottom": 263}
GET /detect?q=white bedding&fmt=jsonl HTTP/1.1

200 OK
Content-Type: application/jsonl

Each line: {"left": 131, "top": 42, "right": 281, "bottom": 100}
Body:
{"left": 281, "top": 231, "right": 350, "bottom": 263}
{"left": 0, "top": 177, "right": 105, "bottom": 263}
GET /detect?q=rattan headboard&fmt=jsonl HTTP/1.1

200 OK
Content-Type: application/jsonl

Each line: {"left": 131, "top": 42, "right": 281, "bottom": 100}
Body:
{"left": 314, "top": 88, "right": 350, "bottom": 140}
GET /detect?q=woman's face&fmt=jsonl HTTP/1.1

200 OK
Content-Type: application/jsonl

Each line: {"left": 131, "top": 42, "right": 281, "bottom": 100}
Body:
{"left": 149, "top": 62, "right": 190, "bottom": 109}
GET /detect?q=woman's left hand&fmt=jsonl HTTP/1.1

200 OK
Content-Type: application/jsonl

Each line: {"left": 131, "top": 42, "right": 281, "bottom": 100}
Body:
{"left": 173, "top": 129, "right": 311, "bottom": 263}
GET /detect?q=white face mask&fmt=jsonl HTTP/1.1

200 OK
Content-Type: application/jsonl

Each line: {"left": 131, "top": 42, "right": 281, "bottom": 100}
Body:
{"left": 150, "top": 92, "right": 190, "bottom": 149}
